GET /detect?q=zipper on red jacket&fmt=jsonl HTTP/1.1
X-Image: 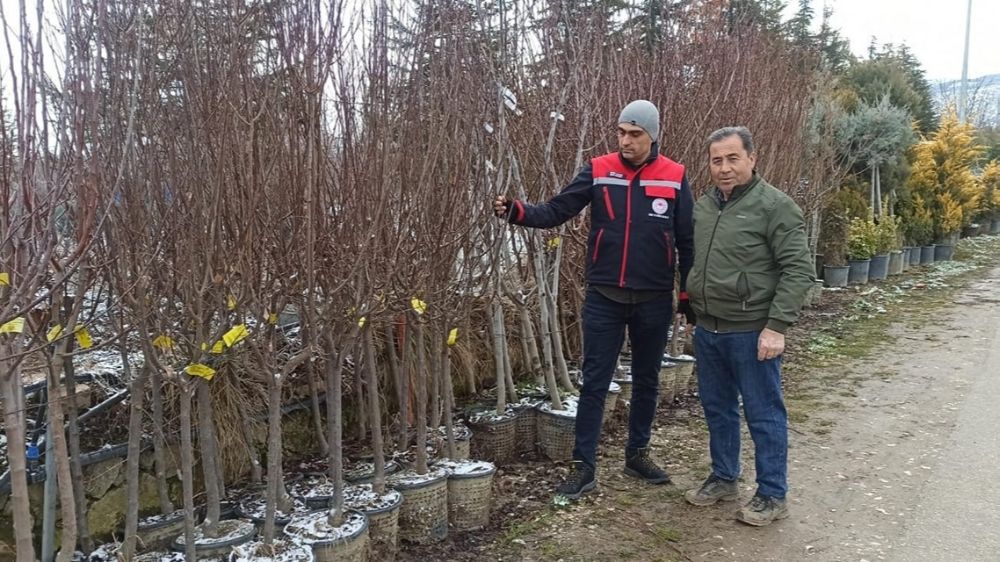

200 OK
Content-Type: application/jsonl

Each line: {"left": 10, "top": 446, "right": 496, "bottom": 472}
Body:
{"left": 592, "top": 228, "right": 604, "bottom": 263}
{"left": 619, "top": 163, "right": 647, "bottom": 287}
{"left": 603, "top": 186, "right": 616, "bottom": 221}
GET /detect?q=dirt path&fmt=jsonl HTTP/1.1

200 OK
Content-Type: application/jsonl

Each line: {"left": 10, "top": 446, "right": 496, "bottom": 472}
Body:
{"left": 473, "top": 250, "right": 1000, "bottom": 562}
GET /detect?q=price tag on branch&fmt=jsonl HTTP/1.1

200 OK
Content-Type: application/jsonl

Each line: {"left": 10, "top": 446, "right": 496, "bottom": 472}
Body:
{"left": 211, "top": 341, "right": 225, "bottom": 354}
{"left": 223, "top": 324, "right": 248, "bottom": 347}
{"left": 75, "top": 326, "right": 93, "bottom": 349}
{"left": 267, "top": 312, "right": 278, "bottom": 325}
{"left": 548, "top": 236, "right": 561, "bottom": 249}
{"left": 227, "top": 295, "right": 237, "bottom": 310}
{"left": 448, "top": 328, "right": 458, "bottom": 346}
{"left": 47, "top": 324, "right": 63, "bottom": 342}
{"left": 0, "top": 272, "right": 9, "bottom": 286}
{"left": 411, "top": 297, "right": 427, "bottom": 315}
{"left": 358, "top": 317, "right": 366, "bottom": 329}
{"left": 153, "top": 335, "right": 175, "bottom": 351}
{"left": 185, "top": 363, "right": 216, "bottom": 380}
{"left": 0, "top": 317, "right": 25, "bottom": 334}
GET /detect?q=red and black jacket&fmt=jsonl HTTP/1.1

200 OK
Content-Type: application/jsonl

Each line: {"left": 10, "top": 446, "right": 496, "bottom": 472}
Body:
{"left": 509, "top": 147, "right": 694, "bottom": 293}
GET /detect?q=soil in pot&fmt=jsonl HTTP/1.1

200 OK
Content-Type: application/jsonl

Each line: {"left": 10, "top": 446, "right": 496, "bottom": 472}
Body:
{"left": 344, "top": 484, "right": 404, "bottom": 562}
{"left": 387, "top": 468, "right": 450, "bottom": 545}
{"left": 230, "top": 539, "right": 314, "bottom": 562}
{"left": 136, "top": 508, "right": 189, "bottom": 549}
{"left": 290, "top": 473, "right": 340, "bottom": 509}
{"left": 345, "top": 458, "right": 400, "bottom": 484}
{"left": 284, "top": 509, "right": 369, "bottom": 562}
{"left": 171, "top": 518, "right": 257, "bottom": 558}
{"left": 433, "top": 422, "right": 473, "bottom": 460}
{"left": 439, "top": 459, "right": 497, "bottom": 531}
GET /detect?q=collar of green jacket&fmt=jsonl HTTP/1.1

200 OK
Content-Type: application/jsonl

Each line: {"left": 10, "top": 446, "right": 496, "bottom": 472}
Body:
{"left": 713, "top": 173, "right": 760, "bottom": 208}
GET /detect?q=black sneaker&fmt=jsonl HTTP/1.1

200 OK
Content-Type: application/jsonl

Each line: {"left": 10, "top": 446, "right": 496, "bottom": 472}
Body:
{"left": 684, "top": 473, "right": 739, "bottom": 506}
{"left": 623, "top": 447, "right": 671, "bottom": 484}
{"left": 555, "top": 461, "right": 596, "bottom": 500}
{"left": 736, "top": 493, "right": 789, "bottom": 526}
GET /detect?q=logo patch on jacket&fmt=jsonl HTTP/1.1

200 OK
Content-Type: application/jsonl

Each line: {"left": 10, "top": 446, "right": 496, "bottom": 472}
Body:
{"left": 651, "top": 198, "right": 669, "bottom": 215}
{"left": 609, "top": 171, "right": 625, "bottom": 179}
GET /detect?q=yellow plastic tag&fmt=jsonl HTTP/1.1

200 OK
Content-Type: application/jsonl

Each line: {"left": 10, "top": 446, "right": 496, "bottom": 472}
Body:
{"left": 153, "top": 335, "right": 175, "bottom": 351}
{"left": 411, "top": 298, "right": 427, "bottom": 315}
{"left": 184, "top": 363, "right": 216, "bottom": 380}
{"left": 447, "top": 328, "right": 458, "bottom": 346}
{"left": 548, "top": 236, "right": 561, "bottom": 249}
{"left": 75, "top": 327, "right": 93, "bottom": 349}
{"left": 227, "top": 295, "right": 237, "bottom": 310}
{"left": 223, "top": 324, "right": 248, "bottom": 347}
{"left": 47, "top": 324, "right": 63, "bottom": 342}
{"left": 0, "top": 317, "right": 25, "bottom": 334}
{"left": 267, "top": 312, "right": 278, "bottom": 325}
{"left": 358, "top": 317, "right": 366, "bottom": 328}
{"left": 211, "top": 341, "right": 225, "bottom": 354}
{"left": 0, "top": 272, "right": 9, "bottom": 286}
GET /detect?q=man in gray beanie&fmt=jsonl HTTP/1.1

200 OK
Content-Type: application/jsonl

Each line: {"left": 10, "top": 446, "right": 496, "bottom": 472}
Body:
{"left": 493, "top": 100, "right": 695, "bottom": 500}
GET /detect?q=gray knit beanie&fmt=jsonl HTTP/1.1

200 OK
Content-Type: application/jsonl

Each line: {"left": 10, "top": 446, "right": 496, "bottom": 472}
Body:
{"left": 618, "top": 100, "right": 659, "bottom": 140}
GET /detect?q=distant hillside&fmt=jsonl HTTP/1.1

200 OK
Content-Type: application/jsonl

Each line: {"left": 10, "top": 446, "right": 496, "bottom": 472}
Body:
{"left": 932, "top": 73, "right": 1000, "bottom": 128}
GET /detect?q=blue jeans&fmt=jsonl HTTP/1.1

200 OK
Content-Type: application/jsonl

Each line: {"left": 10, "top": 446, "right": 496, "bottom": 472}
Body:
{"left": 572, "top": 289, "right": 673, "bottom": 470}
{"left": 694, "top": 328, "right": 788, "bottom": 498}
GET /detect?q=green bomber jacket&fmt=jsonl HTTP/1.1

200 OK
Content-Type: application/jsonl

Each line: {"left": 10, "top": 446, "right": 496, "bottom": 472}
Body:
{"left": 687, "top": 174, "right": 815, "bottom": 334}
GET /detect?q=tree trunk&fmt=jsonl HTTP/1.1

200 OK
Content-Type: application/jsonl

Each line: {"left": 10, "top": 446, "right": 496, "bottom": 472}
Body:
{"left": 429, "top": 323, "right": 443, "bottom": 431}
{"left": 306, "top": 358, "right": 330, "bottom": 456}
{"left": 547, "top": 292, "right": 574, "bottom": 391}
{"left": 0, "top": 362, "right": 34, "bottom": 562}
{"left": 179, "top": 385, "right": 197, "bottom": 562}
{"left": 62, "top": 335, "right": 93, "bottom": 553}
{"left": 325, "top": 334, "right": 348, "bottom": 526}
{"left": 363, "top": 326, "right": 387, "bottom": 494}
{"left": 500, "top": 315, "right": 517, "bottom": 404}
{"left": 148, "top": 366, "right": 175, "bottom": 514}
{"left": 519, "top": 306, "right": 542, "bottom": 385}
{"left": 197, "top": 380, "right": 222, "bottom": 535}
{"left": 442, "top": 339, "right": 457, "bottom": 459}
{"left": 263, "top": 372, "right": 283, "bottom": 544}
{"left": 385, "top": 322, "right": 409, "bottom": 453}
{"left": 413, "top": 316, "right": 429, "bottom": 474}
{"left": 121, "top": 363, "right": 149, "bottom": 560}
{"left": 461, "top": 310, "right": 476, "bottom": 394}
{"left": 355, "top": 356, "right": 368, "bottom": 443}
{"left": 240, "top": 409, "right": 263, "bottom": 485}
{"left": 490, "top": 303, "right": 508, "bottom": 414}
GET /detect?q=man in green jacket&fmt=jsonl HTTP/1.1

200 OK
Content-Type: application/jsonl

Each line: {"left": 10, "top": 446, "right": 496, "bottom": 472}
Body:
{"left": 682, "top": 127, "right": 814, "bottom": 526}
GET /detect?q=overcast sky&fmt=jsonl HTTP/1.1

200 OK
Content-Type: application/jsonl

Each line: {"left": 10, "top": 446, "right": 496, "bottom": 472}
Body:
{"left": 800, "top": 0, "right": 999, "bottom": 81}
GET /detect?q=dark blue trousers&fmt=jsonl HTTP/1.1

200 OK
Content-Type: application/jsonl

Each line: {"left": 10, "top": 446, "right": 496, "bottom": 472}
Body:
{"left": 572, "top": 288, "right": 673, "bottom": 469}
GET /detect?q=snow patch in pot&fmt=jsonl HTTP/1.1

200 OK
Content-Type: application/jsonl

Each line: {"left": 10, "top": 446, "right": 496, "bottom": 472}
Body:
{"left": 230, "top": 539, "right": 313, "bottom": 562}
{"left": 238, "top": 494, "right": 309, "bottom": 522}
{"left": 290, "top": 473, "right": 336, "bottom": 500}
{"left": 345, "top": 458, "right": 400, "bottom": 483}
{"left": 537, "top": 395, "right": 579, "bottom": 418}
{"left": 138, "top": 508, "right": 186, "bottom": 529}
{"left": 608, "top": 381, "right": 621, "bottom": 393}
{"left": 81, "top": 543, "right": 120, "bottom": 561}
{"left": 434, "top": 422, "right": 472, "bottom": 441}
{"left": 437, "top": 459, "right": 496, "bottom": 477}
{"left": 133, "top": 552, "right": 200, "bottom": 562}
{"left": 284, "top": 510, "right": 367, "bottom": 544}
{"left": 612, "top": 373, "right": 632, "bottom": 382}
{"left": 343, "top": 483, "right": 403, "bottom": 511}
{"left": 669, "top": 354, "right": 695, "bottom": 362}
{"left": 174, "top": 519, "right": 255, "bottom": 547}
{"left": 387, "top": 466, "right": 449, "bottom": 488}
{"left": 467, "top": 407, "right": 517, "bottom": 424}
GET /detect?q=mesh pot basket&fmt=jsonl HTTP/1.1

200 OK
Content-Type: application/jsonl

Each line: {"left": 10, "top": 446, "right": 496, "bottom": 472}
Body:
{"left": 604, "top": 382, "right": 621, "bottom": 423}
{"left": 388, "top": 469, "right": 449, "bottom": 545}
{"left": 354, "top": 492, "right": 403, "bottom": 562}
{"left": 514, "top": 405, "right": 539, "bottom": 454}
{"left": 436, "top": 424, "right": 472, "bottom": 460}
{"left": 536, "top": 406, "right": 576, "bottom": 461}
{"left": 612, "top": 377, "right": 633, "bottom": 403}
{"left": 659, "top": 362, "right": 678, "bottom": 405}
{"left": 285, "top": 510, "right": 370, "bottom": 562}
{"left": 467, "top": 414, "right": 517, "bottom": 464}
{"left": 137, "top": 510, "right": 187, "bottom": 550}
{"left": 670, "top": 356, "right": 696, "bottom": 397}
{"left": 445, "top": 461, "right": 497, "bottom": 531}
{"left": 171, "top": 519, "right": 257, "bottom": 559}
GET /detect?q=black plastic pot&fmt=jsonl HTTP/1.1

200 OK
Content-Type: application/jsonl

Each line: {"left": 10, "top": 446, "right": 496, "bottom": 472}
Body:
{"left": 868, "top": 254, "right": 890, "bottom": 280}
{"left": 847, "top": 259, "right": 870, "bottom": 285}
{"left": 920, "top": 245, "right": 936, "bottom": 264}
{"left": 823, "top": 265, "right": 849, "bottom": 288}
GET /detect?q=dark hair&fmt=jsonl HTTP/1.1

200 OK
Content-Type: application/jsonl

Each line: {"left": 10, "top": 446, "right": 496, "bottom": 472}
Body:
{"left": 706, "top": 126, "right": 754, "bottom": 154}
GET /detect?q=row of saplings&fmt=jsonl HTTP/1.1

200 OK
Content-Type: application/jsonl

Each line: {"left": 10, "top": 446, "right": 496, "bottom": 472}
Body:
{"left": 88, "top": 321, "right": 696, "bottom": 562}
